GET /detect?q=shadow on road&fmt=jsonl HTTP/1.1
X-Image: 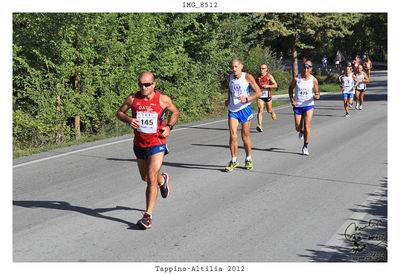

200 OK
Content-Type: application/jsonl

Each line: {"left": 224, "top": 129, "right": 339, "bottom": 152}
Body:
{"left": 179, "top": 126, "right": 228, "bottom": 131}
{"left": 106, "top": 157, "right": 226, "bottom": 172}
{"left": 297, "top": 176, "right": 387, "bottom": 262}
{"left": 192, "top": 143, "right": 303, "bottom": 156}
{"left": 319, "top": 92, "right": 387, "bottom": 102}
{"left": 13, "top": 200, "right": 146, "bottom": 230}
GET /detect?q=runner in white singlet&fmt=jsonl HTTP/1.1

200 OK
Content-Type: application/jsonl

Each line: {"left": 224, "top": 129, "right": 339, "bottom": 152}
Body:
{"left": 224, "top": 58, "right": 262, "bottom": 172}
{"left": 340, "top": 65, "right": 359, "bottom": 117}
{"left": 354, "top": 64, "right": 370, "bottom": 110}
{"left": 288, "top": 60, "right": 320, "bottom": 155}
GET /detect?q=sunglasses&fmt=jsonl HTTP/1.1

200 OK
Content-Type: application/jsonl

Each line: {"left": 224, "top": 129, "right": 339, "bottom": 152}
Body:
{"left": 138, "top": 82, "right": 153, "bottom": 88}
{"left": 304, "top": 65, "right": 313, "bottom": 69}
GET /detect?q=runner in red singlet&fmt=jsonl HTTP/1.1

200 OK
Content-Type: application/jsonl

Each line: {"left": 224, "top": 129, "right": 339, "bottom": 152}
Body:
{"left": 117, "top": 72, "right": 179, "bottom": 229}
{"left": 255, "top": 64, "right": 278, "bottom": 132}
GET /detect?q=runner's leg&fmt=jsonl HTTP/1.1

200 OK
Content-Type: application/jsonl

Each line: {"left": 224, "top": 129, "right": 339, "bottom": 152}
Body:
{"left": 228, "top": 116, "right": 239, "bottom": 158}
{"left": 303, "top": 108, "right": 314, "bottom": 144}
{"left": 241, "top": 120, "right": 252, "bottom": 158}
{"left": 257, "top": 99, "right": 264, "bottom": 129}
{"left": 144, "top": 152, "right": 165, "bottom": 215}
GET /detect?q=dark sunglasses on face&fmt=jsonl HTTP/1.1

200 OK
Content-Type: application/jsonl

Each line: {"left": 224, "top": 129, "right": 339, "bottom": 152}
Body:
{"left": 304, "top": 64, "right": 313, "bottom": 69}
{"left": 138, "top": 82, "right": 153, "bottom": 88}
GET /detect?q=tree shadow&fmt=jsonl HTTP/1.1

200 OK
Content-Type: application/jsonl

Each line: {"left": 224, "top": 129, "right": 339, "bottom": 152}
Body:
{"left": 106, "top": 157, "right": 226, "bottom": 172}
{"left": 13, "top": 200, "right": 146, "bottom": 230}
{"left": 179, "top": 126, "right": 228, "bottom": 131}
{"left": 191, "top": 144, "right": 302, "bottom": 156}
{"left": 320, "top": 92, "right": 387, "bottom": 102}
{"left": 297, "top": 176, "right": 387, "bottom": 262}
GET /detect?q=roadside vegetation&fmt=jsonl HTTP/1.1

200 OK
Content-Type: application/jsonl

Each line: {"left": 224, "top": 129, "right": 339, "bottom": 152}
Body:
{"left": 13, "top": 13, "right": 387, "bottom": 158}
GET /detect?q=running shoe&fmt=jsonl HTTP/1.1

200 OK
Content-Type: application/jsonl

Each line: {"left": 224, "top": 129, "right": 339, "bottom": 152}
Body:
{"left": 137, "top": 212, "right": 152, "bottom": 229}
{"left": 302, "top": 146, "right": 309, "bottom": 156}
{"left": 355, "top": 103, "right": 360, "bottom": 110}
{"left": 245, "top": 159, "right": 253, "bottom": 170}
{"left": 225, "top": 161, "right": 239, "bottom": 172}
{"left": 349, "top": 103, "right": 353, "bottom": 108}
{"left": 271, "top": 112, "right": 277, "bottom": 120}
{"left": 344, "top": 112, "right": 350, "bottom": 118}
{"left": 256, "top": 124, "right": 263, "bottom": 132}
{"left": 159, "top": 172, "right": 170, "bottom": 199}
{"left": 298, "top": 131, "right": 304, "bottom": 140}
{"left": 359, "top": 105, "right": 363, "bottom": 110}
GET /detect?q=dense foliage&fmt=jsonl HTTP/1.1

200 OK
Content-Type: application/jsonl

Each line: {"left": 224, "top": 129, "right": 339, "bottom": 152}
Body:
{"left": 13, "top": 13, "right": 387, "bottom": 151}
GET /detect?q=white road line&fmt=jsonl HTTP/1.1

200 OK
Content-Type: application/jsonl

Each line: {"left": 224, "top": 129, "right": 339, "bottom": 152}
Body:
{"left": 13, "top": 103, "right": 291, "bottom": 168}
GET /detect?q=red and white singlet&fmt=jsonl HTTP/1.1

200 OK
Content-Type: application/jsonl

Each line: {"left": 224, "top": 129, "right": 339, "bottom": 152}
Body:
{"left": 257, "top": 73, "right": 272, "bottom": 98}
{"left": 131, "top": 90, "right": 167, "bottom": 148}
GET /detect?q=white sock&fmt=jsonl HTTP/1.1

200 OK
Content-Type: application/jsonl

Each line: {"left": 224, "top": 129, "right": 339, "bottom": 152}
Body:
{"left": 232, "top": 157, "right": 237, "bottom": 163}
{"left": 246, "top": 156, "right": 252, "bottom": 161}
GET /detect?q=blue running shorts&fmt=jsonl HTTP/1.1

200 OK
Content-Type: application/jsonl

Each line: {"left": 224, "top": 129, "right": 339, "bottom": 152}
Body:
{"left": 293, "top": 105, "right": 314, "bottom": 115}
{"left": 228, "top": 105, "right": 254, "bottom": 124}
{"left": 343, "top": 92, "right": 354, "bottom": 99}
{"left": 134, "top": 144, "right": 169, "bottom": 160}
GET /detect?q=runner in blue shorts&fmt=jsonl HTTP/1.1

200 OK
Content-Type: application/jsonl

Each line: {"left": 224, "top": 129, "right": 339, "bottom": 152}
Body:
{"left": 340, "top": 65, "right": 359, "bottom": 117}
{"left": 224, "top": 58, "right": 262, "bottom": 171}
{"left": 289, "top": 60, "right": 320, "bottom": 155}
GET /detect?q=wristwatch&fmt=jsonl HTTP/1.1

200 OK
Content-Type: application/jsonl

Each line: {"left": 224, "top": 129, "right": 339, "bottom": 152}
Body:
{"left": 167, "top": 124, "right": 174, "bottom": 130}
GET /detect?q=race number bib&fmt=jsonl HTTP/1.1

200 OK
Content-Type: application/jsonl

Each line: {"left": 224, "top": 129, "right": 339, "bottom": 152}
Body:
{"left": 137, "top": 112, "right": 158, "bottom": 133}
{"left": 261, "top": 89, "right": 269, "bottom": 98}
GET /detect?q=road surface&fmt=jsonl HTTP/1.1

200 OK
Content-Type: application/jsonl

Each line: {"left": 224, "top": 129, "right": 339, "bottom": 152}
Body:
{"left": 13, "top": 71, "right": 387, "bottom": 263}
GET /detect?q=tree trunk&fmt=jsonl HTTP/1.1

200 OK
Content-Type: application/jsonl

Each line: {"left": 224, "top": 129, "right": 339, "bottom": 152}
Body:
{"left": 291, "top": 33, "right": 298, "bottom": 78}
{"left": 74, "top": 69, "right": 81, "bottom": 140}
{"left": 56, "top": 93, "right": 62, "bottom": 143}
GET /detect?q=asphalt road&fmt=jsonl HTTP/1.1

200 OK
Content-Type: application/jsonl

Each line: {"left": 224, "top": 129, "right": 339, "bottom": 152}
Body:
{"left": 13, "top": 71, "right": 387, "bottom": 263}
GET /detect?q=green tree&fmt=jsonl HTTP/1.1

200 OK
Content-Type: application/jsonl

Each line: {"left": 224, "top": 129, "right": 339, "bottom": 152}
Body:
{"left": 254, "top": 13, "right": 362, "bottom": 76}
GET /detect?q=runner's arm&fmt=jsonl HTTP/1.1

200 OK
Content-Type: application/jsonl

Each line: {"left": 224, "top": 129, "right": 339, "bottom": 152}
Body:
{"left": 352, "top": 75, "right": 359, "bottom": 90}
{"left": 116, "top": 94, "right": 139, "bottom": 130}
{"left": 313, "top": 77, "right": 320, "bottom": 100}
{"left": 160, "top": 94, "right": 180, "bottom": 138}
{"left": 363, "top": 72, "right": 370, "bottom": 83}
{"left": 242, "top": 73, "right": 262, "bottom": 103}
{"left": 288, "top": 77, "right": 297, "bottom": 106}
{"left": 267, "top": 74, "right": 278, "bottom": 89}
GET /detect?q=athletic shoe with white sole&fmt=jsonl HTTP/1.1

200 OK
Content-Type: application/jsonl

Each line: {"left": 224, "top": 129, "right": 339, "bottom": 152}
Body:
{"left": 159, "top": 172, "right": 170, "bottom": 199}
{"left": 137, "top": 212, "right": 152, "bottom": 229}
{"left": 245, "top": 159, "right": 253, "bottom": 170}
{"left": 302, "top": 146, "right": 309, "bottom": 156}
{"left": 225, "top": 161, "right": 239, "bottom": 172}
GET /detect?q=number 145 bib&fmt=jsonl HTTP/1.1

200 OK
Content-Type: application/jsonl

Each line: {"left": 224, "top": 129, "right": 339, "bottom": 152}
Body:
{"left": 137, "top": 112, "right": 158, "bottom": 133}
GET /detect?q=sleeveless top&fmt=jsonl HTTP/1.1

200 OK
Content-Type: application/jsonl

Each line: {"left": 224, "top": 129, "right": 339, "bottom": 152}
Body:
{"left": 294, "top": 74, "right": 314, "bottom": 107}
{"left": 342, "top": 73, "right": 355, "bottom": 93}
{"left": 131, "top": 90, "right": 167, "bottom": 147}
{"left": 356, "top": 72, "right": 366, "bottom": 90}
{"left": 228, "top": 72, "right": 252, "bottom": 112}
{"left": 257, "top": 73, "right": 272, "bottom": 98}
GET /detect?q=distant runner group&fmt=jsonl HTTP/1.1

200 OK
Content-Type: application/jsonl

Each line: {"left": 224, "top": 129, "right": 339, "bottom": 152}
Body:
{"left": 116, "top": 55, "right": 373, "bottom": 229}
